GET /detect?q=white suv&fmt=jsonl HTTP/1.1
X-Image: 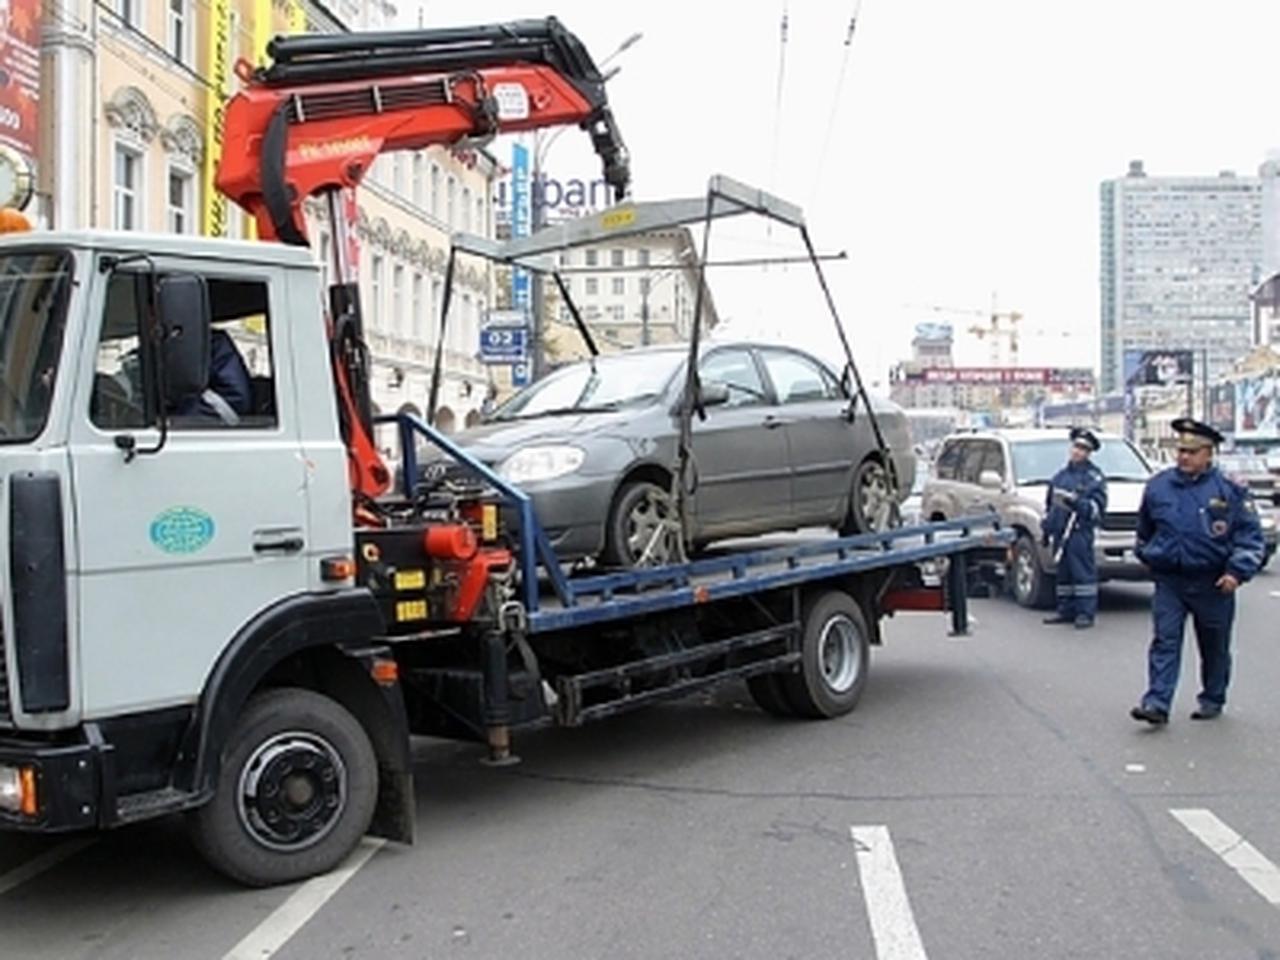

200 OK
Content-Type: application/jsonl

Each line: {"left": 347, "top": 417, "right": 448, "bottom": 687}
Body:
{"left": 921, "top": 428, "right": 1153, "bottom": 607}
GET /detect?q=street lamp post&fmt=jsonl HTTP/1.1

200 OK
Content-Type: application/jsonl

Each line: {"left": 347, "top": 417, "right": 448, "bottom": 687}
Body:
{"left": 638, "top": 247, "right": 694, "bottom": 346}
{"left": 528, "top": 31, "right": 641, "bottom": 378}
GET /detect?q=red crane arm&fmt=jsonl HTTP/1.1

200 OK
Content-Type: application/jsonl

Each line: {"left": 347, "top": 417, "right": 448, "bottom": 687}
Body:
{"left": 217, "top": 18, "right": 630, "bottom": 244}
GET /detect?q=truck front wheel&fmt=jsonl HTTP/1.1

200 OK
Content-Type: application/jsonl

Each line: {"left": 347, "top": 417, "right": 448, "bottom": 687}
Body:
{"left": 188, "top": 688, "right": 377, "bottom": 887}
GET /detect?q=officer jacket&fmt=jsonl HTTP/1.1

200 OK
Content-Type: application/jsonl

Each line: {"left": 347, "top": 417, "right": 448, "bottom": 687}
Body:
{"left": 1043, "top": 461, "right": 1107, "bottom": 542}
{"left": 1136, "top": 465, "right": 1265, "bottom": 580}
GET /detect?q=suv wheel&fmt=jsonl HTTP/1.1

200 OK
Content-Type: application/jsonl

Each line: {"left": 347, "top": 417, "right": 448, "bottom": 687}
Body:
{"left": 1009, "top": 533, "right": 1054, "bottom": 609}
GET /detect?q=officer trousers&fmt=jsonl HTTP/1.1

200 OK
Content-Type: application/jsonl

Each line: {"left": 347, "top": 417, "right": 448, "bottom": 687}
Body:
{"left": 1142, "top": 574, "right": 1235, "bottom": 712}
{"left": 1054, "top": 529, "right": 1097, "bottom": 621}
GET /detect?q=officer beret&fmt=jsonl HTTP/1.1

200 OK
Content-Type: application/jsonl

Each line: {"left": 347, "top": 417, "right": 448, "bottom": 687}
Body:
{"left": 1170, "top": 417, "right": 1224, "bottom": 450}
{"left": 1069, "top": 427, "right": 1100, "bottom": 452}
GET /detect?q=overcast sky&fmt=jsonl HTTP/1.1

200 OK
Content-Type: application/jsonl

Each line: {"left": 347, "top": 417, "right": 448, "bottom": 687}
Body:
{"left": 410, "top": 0, "right": 1280, "bottom": 388}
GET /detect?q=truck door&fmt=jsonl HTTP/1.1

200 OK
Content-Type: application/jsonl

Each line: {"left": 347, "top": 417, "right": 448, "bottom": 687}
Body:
{"left": 68, "top": 263, "right": 311, "bottom": 719}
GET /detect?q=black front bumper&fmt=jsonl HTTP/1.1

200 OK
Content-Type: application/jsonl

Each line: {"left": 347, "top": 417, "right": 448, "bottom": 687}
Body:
{"left": 0, "top": 733, "right": 102, "bottom": 833}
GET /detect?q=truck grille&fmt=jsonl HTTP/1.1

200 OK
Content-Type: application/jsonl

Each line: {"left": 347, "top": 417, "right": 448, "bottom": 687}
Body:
{"left": 0, "top": 614, "right": 10, "bottom": 725}
{"left": 1102, "top": 512, "right": 1138, "bottom": 533}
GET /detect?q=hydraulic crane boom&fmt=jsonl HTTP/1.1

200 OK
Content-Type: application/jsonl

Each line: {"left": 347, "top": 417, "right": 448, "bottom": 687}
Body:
{"left": 218, "top": 17, "right": 629, "bottom": 244}
{"left": 215, "top": 18, "right": 630, "bottom": 507}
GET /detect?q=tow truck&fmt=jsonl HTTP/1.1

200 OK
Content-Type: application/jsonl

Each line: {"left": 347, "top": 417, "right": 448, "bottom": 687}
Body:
{"left": 0, "top": 19, "right": 1011, "bottom": 886}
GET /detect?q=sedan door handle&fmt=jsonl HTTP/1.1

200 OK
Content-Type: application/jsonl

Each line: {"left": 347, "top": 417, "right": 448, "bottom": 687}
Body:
{"left": 253, "top": 527, "right": 305, "bottom": 555}
{"left": 763, "top": 415, "right": 787, "bottom": 430}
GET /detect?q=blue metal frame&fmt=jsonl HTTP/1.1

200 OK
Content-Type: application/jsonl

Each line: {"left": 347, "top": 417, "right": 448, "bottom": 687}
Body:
{"left": 377, "top": 412, "right": 571, "bottom": 612}
{"left": 527, "top": 516, "right": 1012, "bottom": 633}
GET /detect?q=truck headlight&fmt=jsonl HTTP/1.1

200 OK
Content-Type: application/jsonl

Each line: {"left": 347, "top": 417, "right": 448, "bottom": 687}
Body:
{"left": 0, "top": 763, "right": 36, "bottom": 815}
{"left": 498, "top": 445, "right": 585, "bottom": 484}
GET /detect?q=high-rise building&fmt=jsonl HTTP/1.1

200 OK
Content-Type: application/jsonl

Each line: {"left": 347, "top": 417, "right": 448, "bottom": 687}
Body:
{"left": 1099, "top": 159, "right": 1274, "bottom": 393}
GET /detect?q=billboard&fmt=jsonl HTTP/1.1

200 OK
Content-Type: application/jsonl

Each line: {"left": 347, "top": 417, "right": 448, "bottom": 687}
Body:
{"left": 0, "top": 0, "right": 40, "bottom": 159}
{"left": 202, "top": 0, "right": 231, "bottom": 236}
{"left": 1235, "top": 373, "right": 1279, "bottom": 440}
{"left": 1208, "top": 381, "right": 1237, "bottom": 435}
{"left": 1124, "top": 349, "right": 1193, "bottom": 387}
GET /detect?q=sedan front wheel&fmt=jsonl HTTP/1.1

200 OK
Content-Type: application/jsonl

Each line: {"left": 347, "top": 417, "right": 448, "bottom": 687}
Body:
{"left": 601, "top": 480, "right": 684, "bottom": 568}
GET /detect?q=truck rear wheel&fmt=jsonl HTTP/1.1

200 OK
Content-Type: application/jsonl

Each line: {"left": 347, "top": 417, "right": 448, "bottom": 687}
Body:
{"left": 781, "top": 590, "right": 870, "bottom": 719}
{"left": 188, "top": 688, "right": 377, "bottom": 887}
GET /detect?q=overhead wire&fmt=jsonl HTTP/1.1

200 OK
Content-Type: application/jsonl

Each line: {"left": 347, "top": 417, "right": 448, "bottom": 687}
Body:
{"left": 809, "top": 0, "right": 863, "bottom": 210}
{"left": 767, "top": 2, "right": 789, "bottom": 196}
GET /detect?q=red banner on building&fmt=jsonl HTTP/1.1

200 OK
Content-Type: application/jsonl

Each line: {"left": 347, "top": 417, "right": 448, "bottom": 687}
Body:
{"left": 915, "top": 367, "right": 1095, "bottom": 386}
{"left": 0, "top": 0, "right": 41, "bottom": 158}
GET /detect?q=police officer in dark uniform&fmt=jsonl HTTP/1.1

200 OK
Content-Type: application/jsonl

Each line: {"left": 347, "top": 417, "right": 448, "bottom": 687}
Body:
{"left": 1130, "top": 418, "right": 1265, "bottom": 725}
{"left": 1041, "top": 427, "right": 1107, "bottom": 629}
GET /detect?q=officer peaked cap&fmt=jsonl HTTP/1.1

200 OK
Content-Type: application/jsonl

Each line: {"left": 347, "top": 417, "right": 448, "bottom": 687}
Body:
{"left": 1170, "top": 417, "right": 1223, "bottom": 449}
{"left": 1069, "top": 427, "right": 1100, "bottom": 452}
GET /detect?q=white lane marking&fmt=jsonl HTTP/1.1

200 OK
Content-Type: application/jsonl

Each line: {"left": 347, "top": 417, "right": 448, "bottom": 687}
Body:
{"left": 222, "top": 838, "right": 385, "bottom": 960}
{"left": 1125, "top": 763, "right": 1146, "bottom": 774}
{"left": 851, "top": 825, "right": 929, "bottom": 960}
{"left": 0, "top": 837, "right": 96, "bottom": 896}
{"left": 1170, "top": 809, "right": 1280, "bottom": 905}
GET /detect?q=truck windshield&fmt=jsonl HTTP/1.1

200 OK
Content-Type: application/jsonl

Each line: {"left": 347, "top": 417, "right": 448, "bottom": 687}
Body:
{"left": 491, "top": 350, "right": 686, "bottom": 420}
{"left": 1012, "top": 437, "right": 1151, "bottom": 485}
{"left": 0, "top": 250, "right": 74, "bottom": 442}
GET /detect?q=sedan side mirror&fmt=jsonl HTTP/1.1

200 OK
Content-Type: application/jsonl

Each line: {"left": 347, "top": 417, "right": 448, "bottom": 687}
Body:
{"left": 978, "top": 469, "right": 1004, "bottom": 491}
{"left": 700, "top": 380, "right": 731, "bottom": 407}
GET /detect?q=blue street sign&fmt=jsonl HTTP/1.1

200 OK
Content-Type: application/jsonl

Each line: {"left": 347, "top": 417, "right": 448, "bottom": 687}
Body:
{"left": 480, "top": 324, "right": 528, "bottom": 362}
{"left": 511, "top": 361, "right": 531, "bottom": 388}
{"left": 511, "top": 143, "right": 531, "bottom": 311}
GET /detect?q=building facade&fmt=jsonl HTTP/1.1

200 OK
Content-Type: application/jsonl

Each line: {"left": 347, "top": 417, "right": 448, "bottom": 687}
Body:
{"left": 1099, "top": 159, "right": 1276, "bottom": 394}
{"left": 39, "top": 0, "right": 494, "bottom": 434}
{"left": 550, "top": 226, "right": 716, "bottom": 357}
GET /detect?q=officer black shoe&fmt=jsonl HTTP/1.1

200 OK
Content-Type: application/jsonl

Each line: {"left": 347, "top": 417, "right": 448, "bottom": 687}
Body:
{"left": 1042, "top": 615, "right": 1073, "bottom": 625}
{"left": 1190, "top": 705, "right": 1222, "bottom": 720}
{"left": 1130, "top": 704, "right": 1169, "bottom": 725}
{"left": 1074, "top": 616, "right": 1094, "bottom": 630}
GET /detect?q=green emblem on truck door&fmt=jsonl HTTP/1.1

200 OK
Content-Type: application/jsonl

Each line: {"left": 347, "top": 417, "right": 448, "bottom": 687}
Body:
{"left": 150, "top": 507, "right": 215, "bottom": 554}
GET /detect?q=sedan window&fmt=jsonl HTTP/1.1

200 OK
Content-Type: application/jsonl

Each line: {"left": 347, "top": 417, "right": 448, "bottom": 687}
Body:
{"left": 760, "top": 349, "right": 837, "bottom": 404}
{"left": 699, "top": 348, "right": 767, "bottom": 407}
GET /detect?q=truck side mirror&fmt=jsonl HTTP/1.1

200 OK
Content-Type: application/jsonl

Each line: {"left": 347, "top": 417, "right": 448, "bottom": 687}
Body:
{"left": 978, "top": 469, "right": 1004, "bottom": 491}
{"left": 157, "top": 274, "right": 211, "bottom": 408}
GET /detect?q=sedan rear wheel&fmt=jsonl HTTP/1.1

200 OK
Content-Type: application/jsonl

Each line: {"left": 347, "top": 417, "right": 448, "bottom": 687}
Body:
{"left": 840, "top": 459, "right": 899, "bottom": 536}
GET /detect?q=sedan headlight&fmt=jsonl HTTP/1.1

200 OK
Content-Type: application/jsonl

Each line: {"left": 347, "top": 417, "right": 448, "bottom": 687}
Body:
{"left": 1261, "top": 512, "right": 1277, "bottom": 532}
{"left": 498, "top": 445, "right": 586, "bottom": 484}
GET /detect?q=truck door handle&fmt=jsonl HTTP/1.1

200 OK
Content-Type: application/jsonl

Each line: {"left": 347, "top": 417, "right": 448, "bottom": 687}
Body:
{"left": 253, "top": 528, "right": 305, "bottom": 554}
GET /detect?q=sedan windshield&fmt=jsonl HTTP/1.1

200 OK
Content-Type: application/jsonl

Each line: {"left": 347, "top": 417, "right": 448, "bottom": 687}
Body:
{"left": 492, "top": 351, "right": 685, "bottom": 420}
{"left": 1012, "top": 437, "right": 1150, "bottom": 484}
{"left": 0, "top": 250, "right": 74, "bottom": 442}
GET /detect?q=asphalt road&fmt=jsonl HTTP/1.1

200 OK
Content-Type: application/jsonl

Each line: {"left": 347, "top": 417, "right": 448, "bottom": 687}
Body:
{"left": 4, "top": 572, "right": 1280, "bottom": 959}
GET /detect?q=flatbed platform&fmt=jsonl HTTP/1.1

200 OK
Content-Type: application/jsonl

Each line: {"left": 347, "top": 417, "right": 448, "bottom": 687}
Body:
{"left": 528, "top": 515, "right": 1010, "bottom": 633}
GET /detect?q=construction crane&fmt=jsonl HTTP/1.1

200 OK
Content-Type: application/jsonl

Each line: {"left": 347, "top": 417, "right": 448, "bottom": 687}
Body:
{"left": 912, "top": 303, "right": 1023, "bottom": 367}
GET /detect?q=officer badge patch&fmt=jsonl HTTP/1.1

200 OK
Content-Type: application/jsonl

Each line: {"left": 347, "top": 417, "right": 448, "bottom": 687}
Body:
{"left": 1212, "top": 519, "right": 1229, "bottom": 537}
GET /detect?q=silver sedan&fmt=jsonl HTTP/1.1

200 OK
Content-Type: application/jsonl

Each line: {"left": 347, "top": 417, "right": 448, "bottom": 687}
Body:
{"left": 433, "top": 343, "right": 916, "bottom": 567}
